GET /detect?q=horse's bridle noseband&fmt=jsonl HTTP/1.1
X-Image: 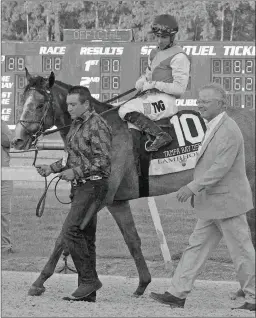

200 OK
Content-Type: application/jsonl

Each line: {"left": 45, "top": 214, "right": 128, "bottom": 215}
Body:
{"left": 18, "top": 87, "right": 55, "bottom": 147}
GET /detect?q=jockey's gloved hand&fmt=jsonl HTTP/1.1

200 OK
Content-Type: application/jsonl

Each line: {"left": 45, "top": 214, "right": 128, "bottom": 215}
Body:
{"left": 135, "top": 75, "right": 146, "bottom": 91}
{"left": 142, "top": 81, "right": 156, "bottom": 91}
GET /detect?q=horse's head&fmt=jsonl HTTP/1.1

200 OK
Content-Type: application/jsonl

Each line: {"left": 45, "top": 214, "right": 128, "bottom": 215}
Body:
{"left": 12, "top": 68, "right": 56, "bottom": 150}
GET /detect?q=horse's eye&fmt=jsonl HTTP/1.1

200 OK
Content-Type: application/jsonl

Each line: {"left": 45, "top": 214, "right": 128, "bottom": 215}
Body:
{"left": 36, "top": 104, "right": 44, "bottom": 109}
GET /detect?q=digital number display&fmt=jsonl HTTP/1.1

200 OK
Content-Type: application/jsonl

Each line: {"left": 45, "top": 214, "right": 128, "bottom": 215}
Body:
{"left": 211, "top": 58, "right": 255, "bottom": 108}
{"left": 245, "top": 95, "right": 253, "bottom": 109}
{"left": 140, "top": 57, "right": 148, "bottom": 75}
{"left": 245, "top": 77, "right": 254, "bottom": 91}
{"left": 15, "top": 91, "right": 23, "bottom": 106}
{"left": 226, "top": 94, "right": 232, "bottom": 106}
{"left": 212, "top": 59, "right": 255, "bottom": 74}
{"left": 233, "top": 60, "right": 242, "bottom": 73}
{"left": 245, "top": 60, "right": 254, "bottom": 73}
{"left": 212, "top": 76, "right": 221, "bottom": 84}
{"left": 101, "top": 76, "right": 120, "bottom": 90}
{"left": 101, "top": 93, "right": 119, "bottom": 103}
{"left": 213, "top": 76, "right": 254, "bottom": 92}
{"left": 100, "top": 58, "right": 121, "bottom": 101}
{"left": 212, "top": 59, "right": 221, "bottom": 73}
{"left": 42, "top": 56, "right": 62, "bottom": 72}
{"left": 233, "top": 94, "right": 241, "bottom": 108}
{"left": 223, "top": 77, "right": 231, "bottom": 91}
{"left": 111, "top": 93, "right": 119, "bottom": 104}
{"left": 101, "top": 58, "right": 121, "bottom": 73}
{"left": 16, "top": 74, "right": 27, "bottom": 90}
{"left": 102, "top": 93, "right": 110, "bottom": 102}
{"left": 5, "top": 56, "right": 25, "bottom": 71}
{"left": 211, "top": 58, "right": 255, "bottom": 109}
{"left": 233, "top": 77, "right": 242, "bottom": 91}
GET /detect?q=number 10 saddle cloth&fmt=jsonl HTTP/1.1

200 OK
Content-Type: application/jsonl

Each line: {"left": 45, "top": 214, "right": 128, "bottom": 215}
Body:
{"left": 130, "top": 110, "right": 207, "bottom": 197}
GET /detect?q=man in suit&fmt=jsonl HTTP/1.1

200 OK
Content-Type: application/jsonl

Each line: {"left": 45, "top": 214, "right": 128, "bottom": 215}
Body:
{"left": 150, "top": 83, "right": 255, "bottom": 311}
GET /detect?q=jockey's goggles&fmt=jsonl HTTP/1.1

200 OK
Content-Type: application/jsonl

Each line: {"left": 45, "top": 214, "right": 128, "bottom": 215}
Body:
{"left": 150, "top": 24, "right": 178, "bottom": 37}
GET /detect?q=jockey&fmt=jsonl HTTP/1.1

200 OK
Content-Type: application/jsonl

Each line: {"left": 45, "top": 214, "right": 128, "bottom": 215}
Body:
{"left": 118, "top": 14, "right": 190, "bottom": 152}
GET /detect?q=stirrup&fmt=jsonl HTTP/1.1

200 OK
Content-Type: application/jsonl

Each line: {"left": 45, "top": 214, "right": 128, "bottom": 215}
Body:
{"left": 145, "top": 140, "right": 158, "bottom": 152}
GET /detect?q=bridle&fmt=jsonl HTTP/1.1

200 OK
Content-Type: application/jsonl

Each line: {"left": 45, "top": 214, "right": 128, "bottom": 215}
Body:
{"left": 18, "top": 87, "right": 55, "bottom": 148}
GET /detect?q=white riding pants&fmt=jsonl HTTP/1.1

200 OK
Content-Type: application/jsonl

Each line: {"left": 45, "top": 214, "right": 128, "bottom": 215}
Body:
{"left": 118, "top": 92, "right": 177, "bottom": 129}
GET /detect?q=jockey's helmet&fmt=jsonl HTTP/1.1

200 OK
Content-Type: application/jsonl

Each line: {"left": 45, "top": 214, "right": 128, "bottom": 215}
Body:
{"left": 149, "top": 14, "right": 178, "bottom": 37}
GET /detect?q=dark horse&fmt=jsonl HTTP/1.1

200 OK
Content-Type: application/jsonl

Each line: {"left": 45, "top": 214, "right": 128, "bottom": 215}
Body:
{"left": 13, "top": 69, "right": 255, "bottom": 297}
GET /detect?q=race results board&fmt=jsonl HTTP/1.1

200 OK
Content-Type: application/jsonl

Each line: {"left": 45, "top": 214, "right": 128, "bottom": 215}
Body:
{"left": 1, "top": 41, "right": 255, "bottom": 126}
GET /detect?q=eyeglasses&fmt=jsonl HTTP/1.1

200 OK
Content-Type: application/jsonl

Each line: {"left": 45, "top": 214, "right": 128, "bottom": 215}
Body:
{"left": 197, "top": 98, "right": 223, "bottom": 105}
{"left": 154, "top": 34, "right": 170, "bottom": 39}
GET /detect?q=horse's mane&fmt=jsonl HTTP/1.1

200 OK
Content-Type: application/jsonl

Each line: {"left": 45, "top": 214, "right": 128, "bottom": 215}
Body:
{"left": 91, "top": 97, "right": 113, "bottom": 111}
{"left": 54, "top": 80, "right": 72, "bottom": 91}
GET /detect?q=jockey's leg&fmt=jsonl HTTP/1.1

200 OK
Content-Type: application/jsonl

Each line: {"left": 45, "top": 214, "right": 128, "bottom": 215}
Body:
{"left": 123, "top": 112, "right": 172, "bottom": 151}
{"left": 118, "top": 92, "right": 176, "bottom": 152}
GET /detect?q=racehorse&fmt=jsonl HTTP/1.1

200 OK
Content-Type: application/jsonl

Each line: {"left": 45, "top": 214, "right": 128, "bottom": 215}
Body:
{"left": 13, "top": 69, "right": 255, "bottom": 297}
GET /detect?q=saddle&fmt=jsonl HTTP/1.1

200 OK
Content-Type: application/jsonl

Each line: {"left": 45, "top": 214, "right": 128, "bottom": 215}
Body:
{"left": 129, "top": 110, "right": 206, "bottom": 197}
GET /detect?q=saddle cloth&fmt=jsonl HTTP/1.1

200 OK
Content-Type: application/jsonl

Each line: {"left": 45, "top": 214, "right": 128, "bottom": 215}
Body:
{"left": 131, "top": 109, "right": 207, "bottom": 179}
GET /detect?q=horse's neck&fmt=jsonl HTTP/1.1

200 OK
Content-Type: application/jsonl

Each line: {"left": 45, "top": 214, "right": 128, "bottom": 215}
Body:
{"left": 91, "top": 98, "right": 113, "bottom": 114}
{"left": 52, "top": 82, "right": 71, "bottom": 144}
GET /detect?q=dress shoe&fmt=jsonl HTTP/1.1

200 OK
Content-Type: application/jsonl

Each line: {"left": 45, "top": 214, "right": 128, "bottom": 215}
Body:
{"left": 71, "top": 279, "right": 102, "bottom": 299}
{"left": 63, "top": 290, "right": 96, "bottom": 302}
{"left": 150, "top": 291, "right": 185, "bottom": 308}
{"left": 229, "top": 288, "right": 245, "bottom": 300}
{"left": 63, "top": 294, "right": 96, "bottom": 302}
{"left": 232, "top": 302, "right": 255, "bottom": 311}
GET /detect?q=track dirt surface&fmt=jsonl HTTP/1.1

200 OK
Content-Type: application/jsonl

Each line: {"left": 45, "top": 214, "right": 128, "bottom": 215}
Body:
{"left": 3, "top": 151, "right": 254, "bottom": 317}
{"left": 2, "top": 271, "right": 254, "bottom": 317}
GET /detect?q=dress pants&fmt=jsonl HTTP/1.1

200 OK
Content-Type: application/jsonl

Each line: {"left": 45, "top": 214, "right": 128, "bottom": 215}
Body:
{"left": 167, "top": 214, "right": 255, "bottom": 303}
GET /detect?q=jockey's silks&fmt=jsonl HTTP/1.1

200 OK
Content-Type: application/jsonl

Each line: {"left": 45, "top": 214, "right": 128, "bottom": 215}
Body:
{"left": 149, "top": 45, "right": 186, "bottom": 81}
{"left": 145, "top": 44, "right": 190, "bottom": 97}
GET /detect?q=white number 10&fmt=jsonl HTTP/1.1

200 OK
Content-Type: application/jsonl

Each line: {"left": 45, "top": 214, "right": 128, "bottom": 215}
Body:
{"left": 170, "top": 114, "right": 205, "bottom": 147}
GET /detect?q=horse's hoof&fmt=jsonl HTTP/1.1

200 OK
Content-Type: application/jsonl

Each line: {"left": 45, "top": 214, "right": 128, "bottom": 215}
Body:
{"left": 133, "top": 282, "right": 151, "bottom": 297}
{"left": 171, "top": 252, "right": 182, "bottom": 260}
{"left": 229, "top": 289, "right": 245, "bottom": 300}
{"left": 28, "top": 285, "right": 46, "bottom": 296}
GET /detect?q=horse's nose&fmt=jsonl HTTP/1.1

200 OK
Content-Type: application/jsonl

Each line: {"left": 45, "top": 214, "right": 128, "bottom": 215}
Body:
{"left": 12, "top": 138, "right": 25, "bottom": 150}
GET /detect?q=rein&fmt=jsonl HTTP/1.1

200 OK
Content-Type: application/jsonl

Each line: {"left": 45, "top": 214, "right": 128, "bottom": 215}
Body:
{"left": 9, "top": 147, "right": 72, "bottom": 217}
{"left": 9, "top": 147, "right": 39, "bottom": 166}
{"left": 36, "top": 176, "right": 72, "bottom": 218}
{"left": 15, "top": 86, "right": 138, "bottom": 217}
{"left": 41, "top": 87, "right": 139, "bottom": 138}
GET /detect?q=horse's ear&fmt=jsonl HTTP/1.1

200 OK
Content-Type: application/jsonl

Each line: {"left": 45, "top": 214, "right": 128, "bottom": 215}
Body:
{"left": 48, "top": 71, "right": 55, "bottom": 88}
{"left": 25, "top": 67, "right": 32, "bottom": 82}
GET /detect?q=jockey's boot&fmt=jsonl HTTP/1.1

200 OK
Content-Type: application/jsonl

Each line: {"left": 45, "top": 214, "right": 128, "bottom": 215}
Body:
{"left": 124, "top": 111, "right": 172, "bottom": 152}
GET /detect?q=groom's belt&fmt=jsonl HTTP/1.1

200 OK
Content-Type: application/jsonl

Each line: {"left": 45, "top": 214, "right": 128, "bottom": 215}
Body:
{"left": 71, "top": 175, "right": 102, "bottom": 187}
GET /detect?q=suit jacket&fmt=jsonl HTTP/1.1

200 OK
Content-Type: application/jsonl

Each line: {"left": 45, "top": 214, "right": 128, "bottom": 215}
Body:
{"left": 188, "top": 112, "right": 253, "bottom": 219}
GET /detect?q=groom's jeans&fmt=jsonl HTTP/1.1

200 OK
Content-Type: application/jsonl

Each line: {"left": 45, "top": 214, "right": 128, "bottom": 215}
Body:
{"left": 62, "top": 178, "right": 108, "bottom": 284}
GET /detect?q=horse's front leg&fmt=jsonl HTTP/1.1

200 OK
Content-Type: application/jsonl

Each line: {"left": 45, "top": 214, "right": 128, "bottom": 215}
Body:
{"left": 107, "top": 200, "right": 151, "bottom": 296}
{"left": 28, "top": 232, "right": 64, "bottom": 296}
